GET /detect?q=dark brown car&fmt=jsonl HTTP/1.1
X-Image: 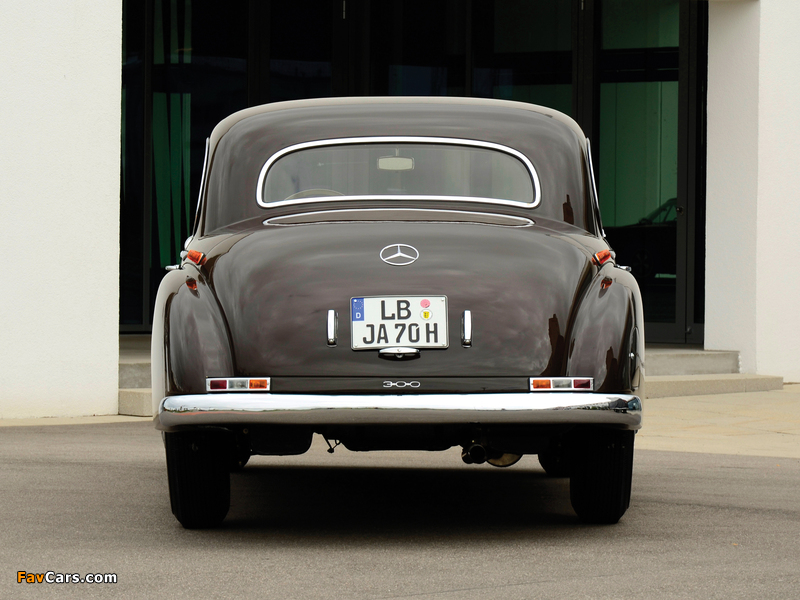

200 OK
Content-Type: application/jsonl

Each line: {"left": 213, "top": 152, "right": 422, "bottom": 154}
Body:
{"left": 153, "top": 97, "right": 644, "bottom": 528}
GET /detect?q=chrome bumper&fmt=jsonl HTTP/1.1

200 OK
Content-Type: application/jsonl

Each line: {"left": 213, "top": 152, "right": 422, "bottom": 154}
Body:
{"left": 156, "top": 392, "right": 642, "bottom": 431}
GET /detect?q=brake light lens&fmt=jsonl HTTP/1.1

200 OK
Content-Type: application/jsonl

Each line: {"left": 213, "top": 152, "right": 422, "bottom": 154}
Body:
{"left": 530, "top": 377, "right": 593, "bottom": 392}
{"left": 208, "top": 379, "right": 227, "bottom": 390}
{"left": 206, "top": 377, "right": 271, "bottom": 392}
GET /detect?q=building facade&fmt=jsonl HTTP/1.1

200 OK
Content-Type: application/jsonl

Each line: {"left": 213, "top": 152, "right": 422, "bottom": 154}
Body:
{"left": 121, "top": 0, "right": 708, "bottom": 347}
{"left": 1, "top": 0, "right": 797, "bottom": 418}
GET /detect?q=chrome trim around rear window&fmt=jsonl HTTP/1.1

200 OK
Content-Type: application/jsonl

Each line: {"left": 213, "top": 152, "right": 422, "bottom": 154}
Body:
{"left": 256, "top": 136, "right": 542, "bottom": 210}
{"left": 586, "top": 138, "right": 606, "bottom": 239}
{"left": 193, "top": 138, "right": 209, "bottom": 233}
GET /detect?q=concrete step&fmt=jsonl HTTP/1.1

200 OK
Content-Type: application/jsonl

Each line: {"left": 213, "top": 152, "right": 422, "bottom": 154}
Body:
{"left": 119, "top": 361, "right": 151, "bottom": 389}
{"left": 118, "top": 389, "right": 152, "bottom": 417}
{"left": 119, "top": 334, "right": 152, "bottom": 390}
{"left": 646, "top": 345, "right": 740, "bottom": 376}
{"left": 644, "top": 373, "right": 784, "bottom": 399}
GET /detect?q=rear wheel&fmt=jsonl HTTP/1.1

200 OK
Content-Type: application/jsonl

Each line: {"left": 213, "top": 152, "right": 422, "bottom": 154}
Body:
{"left": 165, "top": 431, "right": 231, "bottom": 529}
{"left": 569, "top": 429, "right": 634, "bottom": 524}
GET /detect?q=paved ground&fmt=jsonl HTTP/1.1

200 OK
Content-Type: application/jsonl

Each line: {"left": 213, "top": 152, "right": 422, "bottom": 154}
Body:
{"left": 1, "top": 386, "right": 798, "bottom": 599}
{"left": 637, "top": 383, "right": 800, "bottom": 458}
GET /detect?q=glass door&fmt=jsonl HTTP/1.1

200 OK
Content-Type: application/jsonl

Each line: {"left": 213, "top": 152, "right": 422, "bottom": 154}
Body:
{"left": 596, "top": 0, "right": 697, "bottom": 343}
{"left": 121, "top": 0, "right": 249, "bottom": 328}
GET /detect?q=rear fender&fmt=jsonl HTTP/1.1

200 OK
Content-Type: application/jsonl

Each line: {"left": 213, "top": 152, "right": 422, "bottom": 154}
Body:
{"left": 151, "top": 267, "right": 234, "bottom": 411}
{"left": 565, "top": 266, "right": 644, "bottom": 393}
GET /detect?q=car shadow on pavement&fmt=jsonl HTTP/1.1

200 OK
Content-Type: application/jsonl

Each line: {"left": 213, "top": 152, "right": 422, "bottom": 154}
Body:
{"left": 223, "top": 462, "right": 579, "bottom": 538}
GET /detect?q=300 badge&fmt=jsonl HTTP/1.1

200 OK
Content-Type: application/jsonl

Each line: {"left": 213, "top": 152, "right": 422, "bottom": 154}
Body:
{"left": 383, "top": 381, "right": 421, "bottom": 388}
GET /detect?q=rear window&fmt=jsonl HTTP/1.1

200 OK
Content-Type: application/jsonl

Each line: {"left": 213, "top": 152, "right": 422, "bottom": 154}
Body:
{"left": 258, "top": 138, "right": 539, "bottom": 209}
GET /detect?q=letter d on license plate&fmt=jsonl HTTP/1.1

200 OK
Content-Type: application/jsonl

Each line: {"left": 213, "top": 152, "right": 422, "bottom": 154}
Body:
{"left": 351, "top": 296, "right": 448, "bottom": 349}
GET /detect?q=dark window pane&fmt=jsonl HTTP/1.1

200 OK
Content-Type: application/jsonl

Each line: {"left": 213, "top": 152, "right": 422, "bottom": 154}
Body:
{"left": 269, "top": 0, "right": 333, "bottom": 101}
{"left": 472, "top": 0, "right": 572, "bottom": 117}
{"left": 369, "top": 0, "right": 466, "bottom": 96}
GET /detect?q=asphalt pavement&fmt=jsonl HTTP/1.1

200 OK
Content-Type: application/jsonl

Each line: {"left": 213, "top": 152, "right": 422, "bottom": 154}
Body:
{"left": 0, "top": 385, "right": 798, "bottom": 599}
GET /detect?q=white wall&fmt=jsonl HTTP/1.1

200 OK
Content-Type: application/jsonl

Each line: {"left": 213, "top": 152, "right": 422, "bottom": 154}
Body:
{"left": 706, "top": 0, "right": 800, "bottom": 381}
{"left": 754, "top": 0, "right": 800, "bottom": 381}
{"left": 0, "top": 1, "right": 121, "bottom": 417}
{"left": 706, "top": 1, "right": 760, "bottom": 371}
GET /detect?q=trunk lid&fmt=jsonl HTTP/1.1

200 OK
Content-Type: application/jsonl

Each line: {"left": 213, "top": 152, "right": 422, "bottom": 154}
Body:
{"left": 208, "top": 217, "right": 593, "bottom": 379}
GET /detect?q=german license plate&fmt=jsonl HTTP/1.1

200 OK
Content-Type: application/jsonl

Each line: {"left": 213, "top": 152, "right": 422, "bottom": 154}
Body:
{"left": 351, "top": 296, "right": 448, "bottom": 349}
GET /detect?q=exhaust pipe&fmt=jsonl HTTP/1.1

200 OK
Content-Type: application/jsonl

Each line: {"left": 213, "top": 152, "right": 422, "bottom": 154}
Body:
{"left": 461, "top": 443, "right": 487, "bottom": 465}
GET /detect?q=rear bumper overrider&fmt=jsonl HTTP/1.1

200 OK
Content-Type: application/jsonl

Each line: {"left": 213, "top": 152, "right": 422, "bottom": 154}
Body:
{"left": 156, "top": 392, "right": 642, "bottom": 431}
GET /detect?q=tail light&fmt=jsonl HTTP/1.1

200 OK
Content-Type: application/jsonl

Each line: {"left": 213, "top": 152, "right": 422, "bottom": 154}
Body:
{"left": 530, "top": 377, "right": 593, "bottom": 392}
{"left": 186, "top": 250, "right": 206, "bottom": 266}
{"left": 206, "top": 377, "right": 271, "bottom": 392}
{"left": 592, "top": 249, "right": 612, "bottom": 267}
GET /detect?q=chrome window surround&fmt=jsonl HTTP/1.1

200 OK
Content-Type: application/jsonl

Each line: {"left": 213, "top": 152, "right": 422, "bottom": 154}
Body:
{"left": 585, "top": 138, "right": 607, "bottom": 239}
{"left": 193, "top": 138, "right": 210, "bottom": 233}
{"left": 256, "top": 136, "right": 542, "bottom": 210}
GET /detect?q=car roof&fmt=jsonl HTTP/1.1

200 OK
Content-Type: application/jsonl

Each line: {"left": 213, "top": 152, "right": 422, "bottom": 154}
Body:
{"left": 201, "top": 97, "right": 596, "bottom": 235}
{"left": 209, "top": 96, "right": 587, "bottom": 150}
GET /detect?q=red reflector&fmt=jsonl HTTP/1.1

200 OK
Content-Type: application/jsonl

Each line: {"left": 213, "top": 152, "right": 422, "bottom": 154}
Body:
{"left": 601, "top": 277, "right": 613, "bottom": 290}
{"left": 186, "top": 278, "right": 198, "bottom": 291}
{"left": 593, "top": 249, "right": 612, "bottom": 266}
{"left": 186, "top": 250, "right": 206, "bottom": 265}
{"left": 531, "top": 379, "right": 551, "bottom": 390}
{"left": 249, "top": 379, "right": 269, "bottom": 390}
{"left": 208, "top": 379, "right": 227, "bottom": 390}
{"left": 573, "top": 379, "right": 592, "bottom": 389}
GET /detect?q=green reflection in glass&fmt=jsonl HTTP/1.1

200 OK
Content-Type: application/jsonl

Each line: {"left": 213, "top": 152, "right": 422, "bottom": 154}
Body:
{"left": 153, "top": 0, "right": 192, "bottom": 268}
{"left": 602, "top": 0, "right": 679, "bottom": 50}
{"left": 599, "top": 81, "right": 678, "bottom": 227}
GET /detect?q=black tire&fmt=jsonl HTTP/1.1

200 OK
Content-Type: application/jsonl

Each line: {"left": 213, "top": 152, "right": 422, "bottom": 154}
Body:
{"left": 537, "top": 439, "right": 571, "bottom": 477}
{"left": 165, "top": 431, "right": 231, "bottom": 529}
{"left": 569, "top": 429, "right": 634, "bottom": 524}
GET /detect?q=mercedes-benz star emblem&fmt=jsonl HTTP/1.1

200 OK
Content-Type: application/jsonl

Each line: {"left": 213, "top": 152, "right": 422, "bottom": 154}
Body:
{"left": 380, "top": 244, "right": 419, "bottom": 266}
